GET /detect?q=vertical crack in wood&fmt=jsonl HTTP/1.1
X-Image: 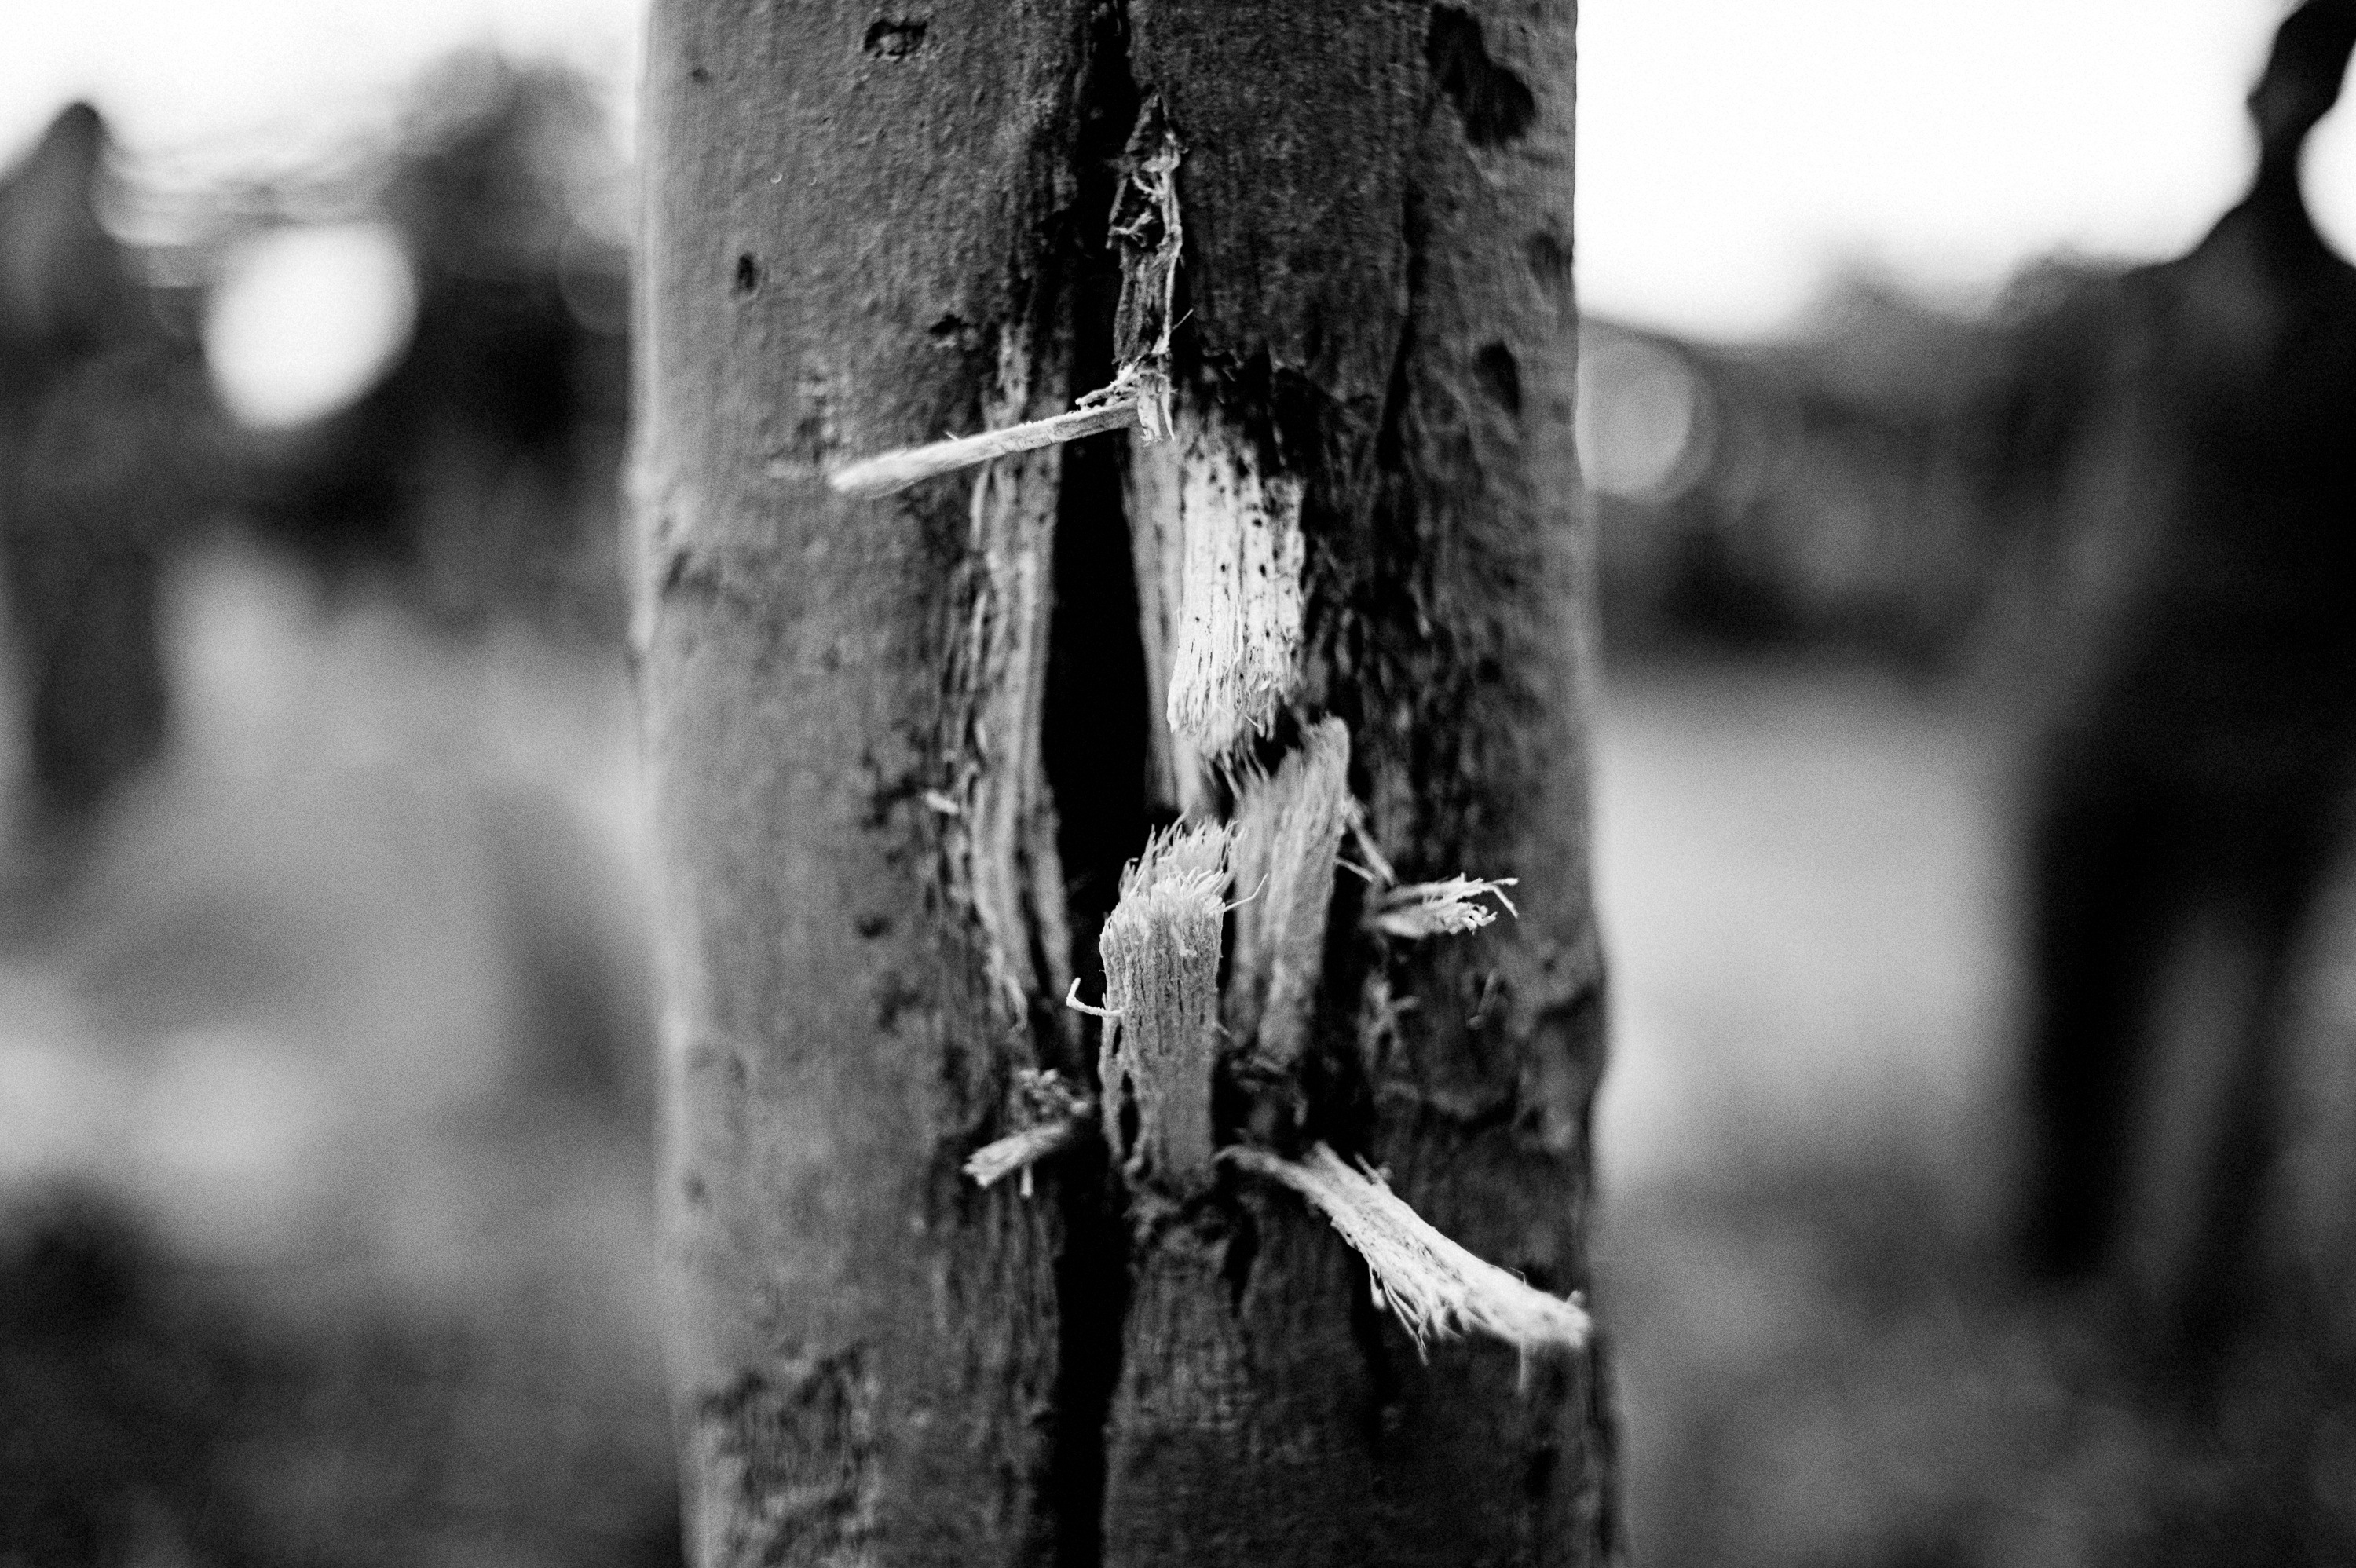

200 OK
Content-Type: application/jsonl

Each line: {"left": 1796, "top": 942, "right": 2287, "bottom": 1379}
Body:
{"left": 1035, "top": 16, "right": 1151, "bottom": 1563}
{"left": 1123, "top": 425, "right": 1202, "bottom": 816}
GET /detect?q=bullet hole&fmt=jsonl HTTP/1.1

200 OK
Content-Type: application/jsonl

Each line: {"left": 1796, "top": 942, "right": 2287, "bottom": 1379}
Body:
{"left": 855, "top": 912, "right": 891, "bottom": 938}
{"left": 1527, "top": 228, "right": 1571, "bottom": 292}
{"left": 864, "top": 18, "right": 928, "bottom": 59}
{"left": 689, "top": 65, "right": 712, "bottom": 86}
{"left": 1427, "top": 7, "right": 1538, "bottom": 148}
{"left": 733, "top": 254, "right": 761, "bottom": 296}
{"left": 1474, "top": 342, "right": 1523, "bottom": 416}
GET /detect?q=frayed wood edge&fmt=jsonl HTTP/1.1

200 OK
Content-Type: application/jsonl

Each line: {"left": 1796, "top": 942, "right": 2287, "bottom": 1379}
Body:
{"left": 1223, "top": 1142, "right": 1590, "bottom": 1365}
{"left": 1097, "top": 822, "right": 1233, "bottom": 1187}
{"left": 1369, "top": 875, "right": 1520, "bottom": 939}
{"left": 1164, "top": 444, "right": 1304, "bottom": 756}
{"left": 1111, "top": 818, "right": 1233, "bottom": 902}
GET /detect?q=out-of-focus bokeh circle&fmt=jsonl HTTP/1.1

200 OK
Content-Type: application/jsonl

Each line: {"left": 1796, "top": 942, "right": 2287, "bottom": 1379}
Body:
{"left": 1577, "top": 334, "right": 1708, "bottom": 500}
{"left": 203, "top": 222, "right": 418, "bottom": 429}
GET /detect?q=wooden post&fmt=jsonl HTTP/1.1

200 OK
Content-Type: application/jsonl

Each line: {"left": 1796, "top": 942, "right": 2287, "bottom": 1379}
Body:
{"left": 635, "top": 3, "right": 1613, "bottom": 1562}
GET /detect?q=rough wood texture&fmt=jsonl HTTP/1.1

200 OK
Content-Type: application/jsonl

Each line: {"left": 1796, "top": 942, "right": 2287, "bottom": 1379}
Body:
{"left": 638, "top": 2, "right": 1612, "bottom": 1563}
{"left": 1096, "top": 6, "right": 1611, "bottom": 1565}
{"left": 636, "top": 5, "right": 1092, "bottom": 1561}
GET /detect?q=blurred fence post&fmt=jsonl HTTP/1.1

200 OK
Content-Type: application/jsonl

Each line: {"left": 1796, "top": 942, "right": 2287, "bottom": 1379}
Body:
{"left": 633, "top": 2, "right": 1615, "bottom": 1561}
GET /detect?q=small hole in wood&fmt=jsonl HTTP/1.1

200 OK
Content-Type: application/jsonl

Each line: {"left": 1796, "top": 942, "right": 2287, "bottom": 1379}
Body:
{"left": 863, "top": 18, "right": 927, "bottom": 58}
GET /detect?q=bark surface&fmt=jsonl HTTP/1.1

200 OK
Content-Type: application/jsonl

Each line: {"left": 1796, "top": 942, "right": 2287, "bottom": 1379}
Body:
{"left": 636, "top": 3, "right": 1612, "bottom": 1563}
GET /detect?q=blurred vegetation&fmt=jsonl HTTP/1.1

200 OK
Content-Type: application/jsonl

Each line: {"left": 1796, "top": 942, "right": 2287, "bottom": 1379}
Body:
{"left": 1586, "top": 7, "right": 2356, "bottom": 1552}
{"left": 0, "top": 52, "right": 670, "bottom": 1567}
{"left": 1584, "top": 259, "right": 2120, "bottom": 670}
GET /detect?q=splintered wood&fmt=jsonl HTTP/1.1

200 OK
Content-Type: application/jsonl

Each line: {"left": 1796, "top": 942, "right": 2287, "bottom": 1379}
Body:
{"left": 963, "top": 1069, "right": 1092, "bottom": 1193}
{"left": 1108, "top": 97, "right": 1184, "bottom": 375}
{"left": 1096, "top": 824, "right": 1232, "bottom": 1190}
{"left": 910, "top": 93, "right": 1566, "bottom": 1387}
{"left": 1224, "top": 1144, "right": 1592, "bottom": 1358}
{"left": 1129, "top": 404, "right": 1309, "bottom": 778}
{"left": 826, "top": 112, "right": 1183, "bottom": 501}
{"left": 826, "top": 400, "right": 1144, "bottom": 499}
{"left": 1119, "top": 105, "right": 1304, "bottom": 776}
{"left": 944, "top": 369, "right": 1076, "bottom": 1025}
{"left": 1370, "top": 875, "right": 1520, "bottom": 939}
{"left": 1162, "top": 422, "right": 1305, "bottom": 757}
{"left": 1227, "top": 718, "right": 1352, "bottom": 1070}
{"left": 962, "top": 1120, "right": 1078, "bottom": 1194}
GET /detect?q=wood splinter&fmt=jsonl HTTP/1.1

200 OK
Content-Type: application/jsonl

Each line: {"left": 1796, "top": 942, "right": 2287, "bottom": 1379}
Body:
{"left": 1096, "top": 821, "right": 1232, "bottom": 1191}
{"left": 1224, "top": 1142, "right": 1591, "bottom": 1360}
{"left": 826, "top": 364, "right": 1170, "bottom": 499}
{"left": 964, "top": 1119, "right": 1085, "bottom": 1196}
{"left": 963, "top": 1069, "right": 1094, "bottom": 1196}
{"left": 833, "top": 115, "right": 1185, "bottom": 501}
{"left": 1369, "top": 875, "right": 1520, "bottom": 939}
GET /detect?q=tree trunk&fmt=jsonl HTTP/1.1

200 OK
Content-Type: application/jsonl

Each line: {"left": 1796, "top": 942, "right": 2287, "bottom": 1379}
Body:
{"left": 634, "top": 3, "right": 1613, "bottom": 1563}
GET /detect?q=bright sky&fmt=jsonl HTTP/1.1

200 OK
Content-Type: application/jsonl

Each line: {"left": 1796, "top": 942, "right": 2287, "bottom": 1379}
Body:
{"left": 0, "top": 0, "right": 643, "bottom": 179}
{"left": 1583, "top": 0, "right": 2356, "bottom": 335}
{"left": 3, "top": 0, "right": 2350, "bottom": 342}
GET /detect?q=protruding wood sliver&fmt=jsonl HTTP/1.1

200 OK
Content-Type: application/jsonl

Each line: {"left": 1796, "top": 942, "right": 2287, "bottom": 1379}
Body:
{"left": 964, "top": 1069, "right": 1093, "bottom": 1192}
{"left": 827, "top": 397, "right": 1143, "bottom": 497}
{"left": 964, "top": 1118, "right": 1085, "bottom": 1190}
{"left": 1224, "top": 1142, "right": 1592, "bottom": 1359}
{"left": 1369, "top": 875, "right": 1520, "bottom": 939}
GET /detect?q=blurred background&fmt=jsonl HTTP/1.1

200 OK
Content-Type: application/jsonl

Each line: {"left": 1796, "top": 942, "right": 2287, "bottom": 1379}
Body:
{"left": 2, "top": 2, "right": 2354, "bottom": 1564}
